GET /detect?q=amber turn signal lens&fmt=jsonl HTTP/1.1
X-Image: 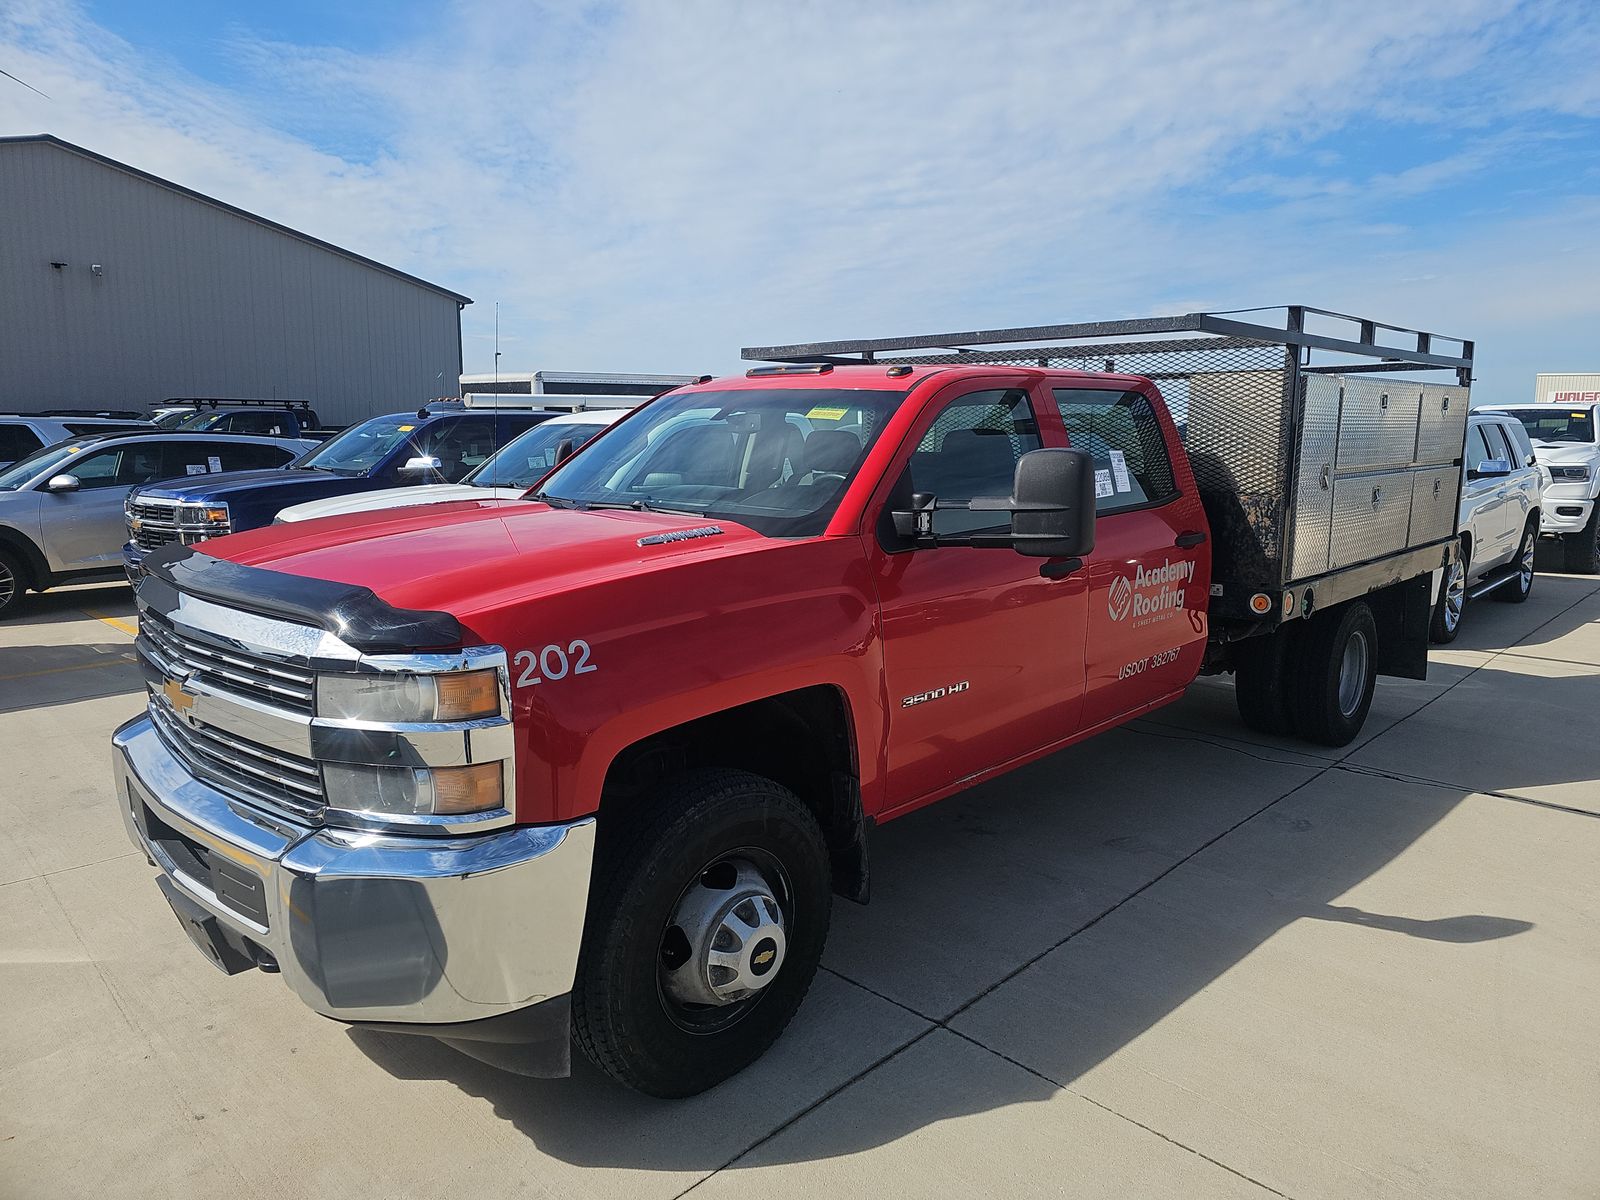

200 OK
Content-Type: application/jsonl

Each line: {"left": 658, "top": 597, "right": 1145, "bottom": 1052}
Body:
{"left": 1249, "top": 592, "right": 1273, "bottom": 614}
{"left": 431, "top": 762, "right": 505, "bottom": 814}
{"left": 434, "top": 670, "right": 501, "bottom": 720}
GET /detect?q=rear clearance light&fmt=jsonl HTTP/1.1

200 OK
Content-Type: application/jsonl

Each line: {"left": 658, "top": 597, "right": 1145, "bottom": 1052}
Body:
{"left": 1249, "top": 593, "right": 1274, "bottom": 615}
{"left": 746, "top": 363, "right": 834, "bottom": 377}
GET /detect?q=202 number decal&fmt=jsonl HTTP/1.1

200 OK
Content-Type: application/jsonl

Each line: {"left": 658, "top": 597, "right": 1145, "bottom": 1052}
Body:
{"left": 513, "top": 640, "right": 596, "bottom": 687}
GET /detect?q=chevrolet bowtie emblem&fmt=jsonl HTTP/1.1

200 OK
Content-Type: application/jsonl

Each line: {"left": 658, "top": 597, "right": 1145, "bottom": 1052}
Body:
{"left": 753, "top": 949, "right": 775, "bottom": 966}
{"left": 163, "top": 677, "right": 195, "bottom": 714}
{"left": 129, "top": 517, "right": 142, "bottom": 532}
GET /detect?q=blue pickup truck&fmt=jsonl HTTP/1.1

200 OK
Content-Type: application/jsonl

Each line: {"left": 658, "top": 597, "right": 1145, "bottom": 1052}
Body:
{"left": 122, "top": 404, "right": 557, "bottom": 580}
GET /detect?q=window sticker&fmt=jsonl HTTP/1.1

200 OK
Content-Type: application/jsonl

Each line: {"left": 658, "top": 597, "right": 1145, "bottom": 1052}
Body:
{"left": 185, "top": 464, "right": 206, "bottom": 475}
{"left": 1094, "top": 469, "right": 1115, "bottom": 499}
{"left": 805, "top": 406, "right": 848, "bottom": 421}
{"left": 398, "top": 424, "right": 415, "bottom": 432}
{"left": 1109, "top": 449, "right": 1132, "bottom": 493}
{"left": 207, "top": 456, "right": 222, "bottom": 473}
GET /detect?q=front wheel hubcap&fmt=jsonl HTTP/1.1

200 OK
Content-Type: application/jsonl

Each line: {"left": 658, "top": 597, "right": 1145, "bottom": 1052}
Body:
{"left": 660, "top": 858, "right": 788, "bottom": 1011}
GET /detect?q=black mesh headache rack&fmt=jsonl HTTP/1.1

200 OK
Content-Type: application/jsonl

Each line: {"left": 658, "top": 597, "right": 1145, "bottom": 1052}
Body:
{"left": 744, "top": 306, "right": 1474, "bottom": 626}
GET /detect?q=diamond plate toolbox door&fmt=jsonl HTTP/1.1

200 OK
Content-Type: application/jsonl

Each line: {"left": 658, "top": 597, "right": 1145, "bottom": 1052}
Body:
{"left": 1330, "top": 469, "right": 1414, "bottom": 569}
{"left": 1335, "top": 379, "right": 1423, "bottom": 472}
{"left": 1288, "top": 374, "right": 1341, "bottom": 579}
{"left": 1414, "top": 383, "right": 1468, "bottom": 466}
{"left": 1408, "top": 466, "right": 1459, "bottom": 547}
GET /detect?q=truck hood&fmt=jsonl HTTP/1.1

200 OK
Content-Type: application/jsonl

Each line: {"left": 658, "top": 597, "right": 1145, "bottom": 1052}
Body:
{"left": 276, "top": 483, "right": 521, "bottom": 523}
{"left": 1531, "top": 441, "right": 1599, "bottom": 465}
{"left": 207, "top": 500, "right": 769, "bottom": 622}
{"left": 136, "top": 468, "right": 350, "bottom": 502}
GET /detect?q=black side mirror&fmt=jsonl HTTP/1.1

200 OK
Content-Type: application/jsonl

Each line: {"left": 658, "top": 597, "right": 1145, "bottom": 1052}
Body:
{"left": 978, "top": 448, "right": 1096, "bottom": 558}
{"left": 890, "top": 448, "right": 1096, "bottom": 559}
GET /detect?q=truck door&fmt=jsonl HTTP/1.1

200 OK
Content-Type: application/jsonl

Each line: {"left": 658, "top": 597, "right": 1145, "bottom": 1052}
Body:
{"left": 867, "top": 383, "right": 1089, "bottom": 812}
{"left": 1462, "top": 422, "right": 1512, "bottom": 569}
{"left": 1058, "top": 386, "right": 1211, "bottom": 729}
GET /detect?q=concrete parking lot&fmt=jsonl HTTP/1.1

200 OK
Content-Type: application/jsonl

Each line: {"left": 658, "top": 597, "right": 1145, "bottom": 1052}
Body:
{"left": 3, "top": 573, "right": 1598, "bottom": 1200}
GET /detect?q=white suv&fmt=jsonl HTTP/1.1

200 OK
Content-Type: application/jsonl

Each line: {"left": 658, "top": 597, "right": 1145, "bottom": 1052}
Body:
{"left": 1431, "top": 410, "right": 1544, "bottom": 642}
{"left": 1481, "top": 402, "right": 1600, "bottom": 573}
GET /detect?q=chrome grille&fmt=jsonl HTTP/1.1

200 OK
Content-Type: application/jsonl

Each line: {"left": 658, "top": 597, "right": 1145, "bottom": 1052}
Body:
{"left": 126, "top": 499, "right": 230, "bottom": 551}
{"left": 140, "top": 612, "right": 316, "bottom": 713}
{"left": 149, "top": 696, "right": 325, "bottom": 821}
{"left": 127, "top": 500, "right": 181, "bottom": 552}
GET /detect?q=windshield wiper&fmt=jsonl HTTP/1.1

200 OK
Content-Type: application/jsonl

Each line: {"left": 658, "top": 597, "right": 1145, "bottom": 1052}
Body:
{"left": 526, "top": 491, "right": 577, "bottom": 509}
{"left": 581, "top": 498, "right": 707, "bottom": 517}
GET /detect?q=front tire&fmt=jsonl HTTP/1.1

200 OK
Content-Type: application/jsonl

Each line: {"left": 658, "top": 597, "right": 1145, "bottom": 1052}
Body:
{"left": 0, "top": 547, "right": 29, "bottom": 619}
{"left": 1493, "top": 522, "right": 1536, "bottom": 603}
{"left": 1290, "top": 601, "right": 1378, "bottom": 748}
{"left": 571, "top": 769, "right": 831, "bottom": 1097}
{"left": 1564, "top": 507, "right": 1600, "bottom": 575}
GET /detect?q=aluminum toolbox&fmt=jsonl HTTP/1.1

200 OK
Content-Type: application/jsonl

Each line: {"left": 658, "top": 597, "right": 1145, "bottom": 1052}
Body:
{"left": 1408, "top": 465, "right": 1459, "bottom": 546}
{"left": 1415, "top": 383, "right": 1468, "bottom": 466}
{"left": 744, "top": 306, "right": 1474, "bottom": 620}
{"left": 1329, "top": 469, "right": 1414, "bottom": 569}
{"left": 1335, "top": 378, "right": 1423, "bottom": 471}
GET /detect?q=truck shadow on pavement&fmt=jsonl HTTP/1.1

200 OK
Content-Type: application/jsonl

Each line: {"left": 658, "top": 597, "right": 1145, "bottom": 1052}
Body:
{"left": 344, "top": 669, "right": 1552, "bottom": 1170}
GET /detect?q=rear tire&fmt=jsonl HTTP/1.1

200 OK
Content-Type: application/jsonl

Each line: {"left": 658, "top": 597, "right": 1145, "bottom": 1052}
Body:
{"left": 0, "top": 547, "right": 29, "bottom": 619}
{"left": 1234, "top": 627, "right": 1299, "bottom": 736}
{"left": 1429, "top": 540, "right": 1467, "bottom": 643}
{"left": 1290, "top": 601, "right": 1377, "bottom": 748}
{"left": 570, "top": 769, "right": 831, "bottom": 1097}
{"left": 1492, "top": 522, "right": 1536, "bottom": 603}
{"left": 1563, "top": 508, "right": 1600, "bottom": 575}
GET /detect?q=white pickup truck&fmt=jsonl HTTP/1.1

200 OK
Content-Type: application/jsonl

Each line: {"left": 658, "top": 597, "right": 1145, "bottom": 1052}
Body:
{"left": 1481, "top": 403, "right": 1600, "bottom": 573}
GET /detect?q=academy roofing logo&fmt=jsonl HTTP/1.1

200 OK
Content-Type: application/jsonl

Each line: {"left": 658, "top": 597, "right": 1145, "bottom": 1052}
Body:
{"left": 1107, "top": 575, "right": 1133, "bottom": 621}
{"left": 1107, "top": 558, "right": 1196, "bottom": 623}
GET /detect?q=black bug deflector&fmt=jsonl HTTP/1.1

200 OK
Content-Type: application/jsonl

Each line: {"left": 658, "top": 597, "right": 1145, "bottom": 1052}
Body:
{"left": 140, "top": 544, "right": 462, "bottom": 653}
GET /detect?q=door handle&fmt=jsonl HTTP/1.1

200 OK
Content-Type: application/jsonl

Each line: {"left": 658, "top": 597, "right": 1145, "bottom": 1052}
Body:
{"left": 1174, "top": 531, "right": 1207, "bottom": 548}
{"left": 1039, "top": 557, "right": 1084, "bottom": 580}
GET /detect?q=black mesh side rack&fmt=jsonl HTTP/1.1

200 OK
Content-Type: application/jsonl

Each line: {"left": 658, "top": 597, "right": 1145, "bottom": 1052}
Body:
{"left": 743, "top": 306, "right": 1474, "bottom": 622}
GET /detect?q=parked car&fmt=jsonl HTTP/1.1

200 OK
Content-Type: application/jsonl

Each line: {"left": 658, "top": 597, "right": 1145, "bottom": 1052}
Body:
{"left": 274, "top": 408, "right": 631, "bottom": 523}
{"left": 0, "top": 431, "right": 312, "bottom": 617}
{"left": 0, "top": 415, "right": 153, "bottom": 468}
{"left": 38, "top": 408, "right": 148, "bottom": 420}
{"left": 1479, "top": 402, "right": 1600, "bottom": 573}
{"left": 113, "top": 307, "right": 1472, "bottom": 1097}
{"left": 172, "top": 401, "right": 338, "bottom": 441}
{"left": 122, "top": 404, "right": 561, "bottom": 579}
{"left": 1430, "top": 409, "right": 1544, "bottom": 642}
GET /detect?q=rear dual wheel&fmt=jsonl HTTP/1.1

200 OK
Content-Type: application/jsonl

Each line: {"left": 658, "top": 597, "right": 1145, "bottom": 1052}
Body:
{"left": 1234, "top": 600, "right": 1377, "bottom": 748}
{"left": 571, "top": 769, "right": 831, "bottom": 1097}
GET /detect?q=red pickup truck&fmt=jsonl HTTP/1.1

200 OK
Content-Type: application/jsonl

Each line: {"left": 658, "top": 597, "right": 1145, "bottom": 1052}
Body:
{"left": 113, "top": 308, "right": 1473, "bottom": 1096}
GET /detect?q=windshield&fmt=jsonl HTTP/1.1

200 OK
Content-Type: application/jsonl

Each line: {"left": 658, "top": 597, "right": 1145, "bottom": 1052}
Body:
{"left": 465, "top": 420, "right": 613, "bottom": 488}
{"left": 0, "top": 439, "right": 94, "bottom": 490}
{"left": 1501, "top": 408, "right": 1595, "bottom": 444}
{"left": 535, "top": 388, "right": 903, "bottom": 536}
{"left": 295, "top": 414, "right": 425, "bottom": 476}
{"left": 153, "top": 410, "right": 194, "bottom": 428}
{"left": 175, "top": 411, "right": 228, "bottom": 431}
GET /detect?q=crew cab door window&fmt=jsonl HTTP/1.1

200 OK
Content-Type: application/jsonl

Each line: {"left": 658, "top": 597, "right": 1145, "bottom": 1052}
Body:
{"left": 908, "top": 389, "right": 1042, "bottom": 536}
{"left": 56, "top": 443, "right": 163, "bottom": 489}
{"left": 1053, "top": 388, "right": 1177, "bottom": 513}
{"left": 1465, "top": 425, "right": 1495, "bottom": 473}
{"left": 162, "top": 440, "right": 292, "bottom": 476}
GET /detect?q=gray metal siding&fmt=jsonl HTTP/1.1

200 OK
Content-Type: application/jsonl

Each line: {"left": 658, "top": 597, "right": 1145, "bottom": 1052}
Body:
{"left": 1533, "top": 374, "right": 1600, "bottom": 403}
{"left": 0, "top": 140, "right": 463, "bottom": 425}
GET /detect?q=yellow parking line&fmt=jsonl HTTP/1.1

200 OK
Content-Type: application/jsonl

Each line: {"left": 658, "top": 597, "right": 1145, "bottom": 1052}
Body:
{"left": 82, "top": 609, "right": 138, "bottom": 636}
{"left": 0, "top": 655, "right": 137, "bottom": 682}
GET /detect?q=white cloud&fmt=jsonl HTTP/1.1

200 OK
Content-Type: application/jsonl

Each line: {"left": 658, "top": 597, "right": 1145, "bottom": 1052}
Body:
{"left": 2, "top": 0, "right": 1596, "bottom": 401}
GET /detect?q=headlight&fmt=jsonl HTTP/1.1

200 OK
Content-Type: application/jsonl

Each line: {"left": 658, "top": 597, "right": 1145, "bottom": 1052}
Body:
{"left": 316, "top": 668, "right": 501, "bottom": 722}
{"left": 323, "top": 761, "right": 505, "bottom": 816}
{"left": 1551, "top": 464, "right": 1591, "bottom": 482}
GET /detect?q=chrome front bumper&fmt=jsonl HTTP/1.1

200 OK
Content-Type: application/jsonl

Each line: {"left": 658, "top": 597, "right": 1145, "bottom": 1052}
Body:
{"left": 114, "top": 713, "right": 595, "bottom": 1027}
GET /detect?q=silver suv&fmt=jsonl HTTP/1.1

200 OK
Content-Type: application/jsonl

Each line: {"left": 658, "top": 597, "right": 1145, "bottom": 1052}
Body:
{"left": 0, "top": 430, "right": 313, "bottom": 617}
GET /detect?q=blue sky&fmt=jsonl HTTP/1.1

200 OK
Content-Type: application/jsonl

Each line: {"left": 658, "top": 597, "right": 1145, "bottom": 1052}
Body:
{"left": 4, "top": 1, "right": 1598, "bottom": 399}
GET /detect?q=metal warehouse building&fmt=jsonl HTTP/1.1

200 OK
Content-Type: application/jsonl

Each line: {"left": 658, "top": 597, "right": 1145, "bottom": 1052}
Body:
{"left": 0, "top": 135, "right": 470, "bottom": 425}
